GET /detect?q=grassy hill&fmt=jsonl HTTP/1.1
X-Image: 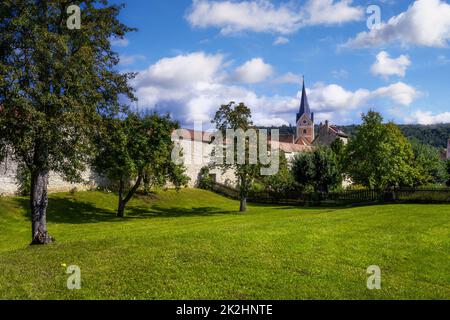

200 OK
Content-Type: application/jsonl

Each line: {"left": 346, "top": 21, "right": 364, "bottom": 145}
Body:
{"left": 0, "top": 189, "right": 449, "bottom": 300}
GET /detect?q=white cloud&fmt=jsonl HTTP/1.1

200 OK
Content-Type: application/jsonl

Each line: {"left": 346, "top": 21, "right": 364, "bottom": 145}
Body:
{"left": 406, "top": 110, "right": 450, "bottom": 124}
{"left": 308, "top": 81, "right": 419, "bottom": 112}
{"left": 308, "top": 83, "right": 371, "bottom": 111}
{"left": 304, "top": 0, "right": 364, "bottom": 26}
{"left": 273, "top": 36, "right": 289, "bottom": 46}
{"left": 186, "top": 0, "right": 301, "bottom": 34}
{"left": 133, "top": 52, "right": 224, "bottom": 89}
{"left": 273, "top": 72, "right": 302, "bottom": 84}
{"left": 131, "top": 52, "right": 420, "bottom": 127}
{"left": 111, "top": 37, "right": 129, "bottom": 47}
{"left": 371, "top": 51, "right": 411, "bottom": 79}
{"left": 119, "top": 54, "right": 146, "bottom": 66}
{"left": 132, "top": 52, "right": 286, "bottom": 125}
{"left": 187, "top": 0, "right": 363, "bottom": 35}
{"left": 232, "top": 58, "right": 274, "bottom": 84}
{"left": 373, "top": 82, "right": 418, "bottom": 106}
{"left": 345, "top": 0, "right": 450, "bottom": 48}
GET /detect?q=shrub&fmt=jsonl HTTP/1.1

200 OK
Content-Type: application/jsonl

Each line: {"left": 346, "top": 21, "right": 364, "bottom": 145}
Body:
{"left": 198, "top": 167, "right": 214, "bottom": 190}
{"left": 292, "top": 146, "right": 341, "bottom": 193}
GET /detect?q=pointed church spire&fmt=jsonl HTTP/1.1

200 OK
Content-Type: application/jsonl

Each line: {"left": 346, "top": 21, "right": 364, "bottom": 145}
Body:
{"left": 297, "top": 76, "right": 312, "bottom": 122}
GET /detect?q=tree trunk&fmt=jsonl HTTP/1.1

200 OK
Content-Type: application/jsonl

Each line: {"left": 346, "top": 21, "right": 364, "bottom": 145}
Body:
{"left": 240, "top": 197, "right": 247, "bottom": 212}
{"left": 117, "top": 198, "right": 125, "bottom": 218}
{"left": 30, "top": 169, "right": 54, "bottom": 245}
{"left": 117, "top": 175, "right": 143, "bottom": 217}
{"left": 117, "top": 178, "right": 125, "bottom": 218}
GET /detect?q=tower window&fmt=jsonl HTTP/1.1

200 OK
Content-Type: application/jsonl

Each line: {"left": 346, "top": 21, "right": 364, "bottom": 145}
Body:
{"left": 303, "top": 129, "right": 307, "bottom": 134}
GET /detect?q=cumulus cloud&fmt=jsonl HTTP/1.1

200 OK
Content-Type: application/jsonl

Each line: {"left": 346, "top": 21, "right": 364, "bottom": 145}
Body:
{"left": 406, "top": 110, "right": 450, "bottom": 125}
{"left": 303, "top": 0, "right": 364, "bottom": 26}
{"left": 371, "top": 51, "right": 411, "bottom": 79}
{"left": 373, "top": 82, "right": 418, "bottom": 106}
{"left": 231, "top": 58, "right": 274, "bottom": 83}
{"left": 273, "top": 36, "right": 289, "bottom": 46}
{"left": 345, "top": 0, "right": 450, "bottom": 48}
{"left": 133, "top": 52, "right": 224, "bottom": 89}
{"left": 132, "top": 52, "right": 289, "bottom": 125}
{"left": 131, "top": 52, "right": 420, "bottom": 127}
{"left": 273, "top": 72, "right": 302, "bottom": 84}
{"left": 308, "top": 81, "right": 419, "bottom": 112}
{"left": 186, "top": 0, "right": 363, "bottom": 35}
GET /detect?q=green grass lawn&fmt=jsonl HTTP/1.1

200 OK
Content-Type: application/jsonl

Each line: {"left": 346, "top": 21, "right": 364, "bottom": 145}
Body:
{"left": 0, "top": 189, "right": 449, "bottom": 300}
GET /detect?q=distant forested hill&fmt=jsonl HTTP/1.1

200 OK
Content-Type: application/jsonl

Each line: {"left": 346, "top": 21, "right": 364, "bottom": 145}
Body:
{"left": 262, "top": 124, "right": 450, "bottom": 149}
{"left": 339, "top": 124, "right": 450, "bottom": 149}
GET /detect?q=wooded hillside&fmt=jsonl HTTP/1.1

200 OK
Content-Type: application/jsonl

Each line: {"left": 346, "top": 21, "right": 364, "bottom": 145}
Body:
{"left": 263, "top": 124, "right": 450, "bottom": 149}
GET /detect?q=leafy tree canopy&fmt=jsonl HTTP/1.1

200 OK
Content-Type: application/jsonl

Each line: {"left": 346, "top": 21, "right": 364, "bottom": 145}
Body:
{"left": 292, "top": 146, "right": 341, "bottom": 193}
{"left": 0, "top": 0, "right": 135, "bottom": 243}
{"left": 92, "top": 113, "right": 189, "bottom": 217}
{"left": 410, "top": 138, "right": 447, "bottom": 185}
{"left": 346, "top": 111, "right": 417, "bottom": 190}
{"left": 212, "top": 102, "right": 259, "bottom": 212}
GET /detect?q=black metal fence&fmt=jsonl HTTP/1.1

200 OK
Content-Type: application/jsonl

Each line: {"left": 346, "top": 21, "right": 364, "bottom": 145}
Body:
{"left": 210, "top": 183, "right": 450, "bottom": 206}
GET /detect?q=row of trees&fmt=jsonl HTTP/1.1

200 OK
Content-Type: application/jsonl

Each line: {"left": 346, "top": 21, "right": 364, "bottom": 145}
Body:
{"left": 261, "top": 111, "right": 450, "bottom": 194}
{"left": 206, "top": 104, "right": 450, "bottom": 212}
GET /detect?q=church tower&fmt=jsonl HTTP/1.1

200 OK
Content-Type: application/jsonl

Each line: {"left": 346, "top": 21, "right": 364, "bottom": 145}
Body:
{"left": 296, "top": 78, "right": 314, "bottom": 144}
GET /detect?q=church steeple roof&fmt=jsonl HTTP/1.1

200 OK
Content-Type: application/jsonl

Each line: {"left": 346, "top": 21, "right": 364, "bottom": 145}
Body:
{"left": 296, "top": 77, "right": 313, "bottom": 122}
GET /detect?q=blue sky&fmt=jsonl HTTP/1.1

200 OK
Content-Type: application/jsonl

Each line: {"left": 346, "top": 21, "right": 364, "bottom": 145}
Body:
{"left": 110, "top": 0, "right": 450, "bottom": 128}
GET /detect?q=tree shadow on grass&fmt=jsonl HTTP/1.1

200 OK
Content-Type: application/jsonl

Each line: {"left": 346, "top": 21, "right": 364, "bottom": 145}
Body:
{"left": 15, "top": 197, "right": 118, "bottom": 224}
{"left": 15, "top": 197, "right": 235, "bottom": 225}
{"left": 126, "top": 205, "right": 236, "bottom": 219}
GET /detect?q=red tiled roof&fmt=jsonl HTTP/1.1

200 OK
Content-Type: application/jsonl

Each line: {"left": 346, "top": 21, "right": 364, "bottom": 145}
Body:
{"left": 329, "top": 125, "right": 349, "bottom": 138}
{"left": 277, "top": 142, "right": 314, "bottom": 153}
{"left": 173, "top": 129, "right": 314, "bottom": 154}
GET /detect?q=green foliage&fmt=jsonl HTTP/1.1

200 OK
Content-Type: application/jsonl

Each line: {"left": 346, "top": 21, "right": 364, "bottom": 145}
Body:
{"left": 292, "top": 146, "right": 342, "bottom": 193}
{"left": 346, "top": 111, "right": 417, "bottom": 190}
{"left": 0, "top": 0, "right": 136, "bottom": 240}
{"left": 16, "top": 163, "right": 31, "bottom": 197}
{"left": 330, "top": 138, "right": 346, "bottom": 174}
{"left": 257, "top": 151, "right": 296, "bottom": 192}
{"left": 197, "top": 167, "right": 214, "bottom": 190}
{"left": 410, "top": 138, "right": 447, "bottom": 185}
{"left": 212, "top": 102, "right": 259, "bottom": 211}
{"left": 92, "top": 112, "right": 189, "bottom": 216}
{"left": 0, "top": 0, "right": 135, "bottom": 179}
{"left": 339, "top": 124, "right": 450, "bottom": 149}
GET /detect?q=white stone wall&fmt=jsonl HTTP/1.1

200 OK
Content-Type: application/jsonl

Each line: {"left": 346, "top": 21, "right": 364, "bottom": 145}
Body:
{"left": 1, "top": 139, "right": 335, "bottom": 195}
{"left": 176, "top": 139, "right": 237, "bottom": 187}
{"left": 0, "top": 140, "right": 237, "bottom": 195}
{"left": 0, "top": 157, "right": 109, "bottom": 196}
{"left": 0, "top": 158, "right": 19, "bottom": 195}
